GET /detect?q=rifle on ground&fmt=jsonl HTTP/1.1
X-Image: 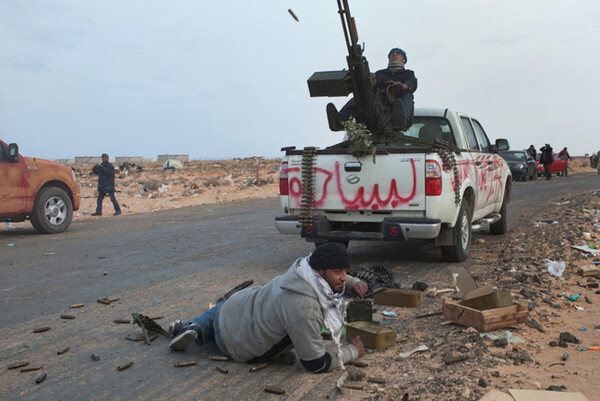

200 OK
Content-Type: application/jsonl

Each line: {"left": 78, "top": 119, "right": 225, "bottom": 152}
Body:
{"left": 216, "top": 280, "right": 254, "bottom": 303}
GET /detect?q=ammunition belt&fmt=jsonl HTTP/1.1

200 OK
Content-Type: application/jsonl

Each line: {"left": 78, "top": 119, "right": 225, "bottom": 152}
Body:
{"left": 298, "top": 147, "right": 317, "bottom": 227}
{"left": 433, "top": 139, "right": 461, "bottom": 205}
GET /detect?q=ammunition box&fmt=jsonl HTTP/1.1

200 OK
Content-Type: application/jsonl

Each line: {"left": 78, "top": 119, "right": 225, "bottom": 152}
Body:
{"left": 345, "top": 321, "right": 395, "bottom": 350}
{"left": 346, "top": 300, "right": 372, "bottom": 323}
{"left": 578, "top": 264, "right": 599, "bottom": 277}
{"left": 373, "top": 289, "right": 421, "bottom": 307}
{"left": 307, "top": 70, "right": 352, "bottom": 97}
{"left": 461, "top": 290, "right": 513, "bottom": 311}
{"left": 442, "top": 298, "right": 529, "bottom": 332}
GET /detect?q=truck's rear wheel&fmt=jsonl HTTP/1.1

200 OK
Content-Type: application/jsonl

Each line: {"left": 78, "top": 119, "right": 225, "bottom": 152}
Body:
{"left": 440, "top": 201, "right": 472, "bottom": 262}
{"left": 30, "top": 187, "right": 73, "bottom": 234}
{"left": 490, "top": 189, "right": 508, "bottom": 235}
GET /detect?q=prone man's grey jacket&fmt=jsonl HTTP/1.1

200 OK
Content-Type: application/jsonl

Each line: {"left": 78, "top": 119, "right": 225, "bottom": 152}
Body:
{"left": 217, "top": 258, "right": 361, "bottom": 372}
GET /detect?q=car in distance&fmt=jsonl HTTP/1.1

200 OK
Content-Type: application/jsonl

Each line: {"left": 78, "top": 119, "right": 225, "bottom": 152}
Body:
{"left": 0, "top": 140, "right": 80, "bottom": 233}
{"left": 499, "top": 150, "right": 537, "bottom": 181}
{"left": 536, "top": 153, "right": 567, "bottom": 177}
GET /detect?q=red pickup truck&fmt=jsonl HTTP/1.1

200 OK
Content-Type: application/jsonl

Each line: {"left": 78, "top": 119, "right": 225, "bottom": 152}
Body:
{"left": 0, "top": 140, "right": 80, "bottom": 233}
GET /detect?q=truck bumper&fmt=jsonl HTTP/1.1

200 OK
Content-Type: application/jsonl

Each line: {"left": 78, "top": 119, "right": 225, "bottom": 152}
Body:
{"left": 275, "top": 215, "right": 441, "bottom": 241}
{"left": 275, "top": 215, "right": 302, "bottom": 235}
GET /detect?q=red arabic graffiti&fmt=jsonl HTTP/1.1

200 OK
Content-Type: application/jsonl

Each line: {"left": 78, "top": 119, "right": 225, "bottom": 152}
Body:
{"left": 287, "top": 160, "right": 418, "bottom": 210}
{"left": 450, "top": 156, "right": 503, "bottom": 206}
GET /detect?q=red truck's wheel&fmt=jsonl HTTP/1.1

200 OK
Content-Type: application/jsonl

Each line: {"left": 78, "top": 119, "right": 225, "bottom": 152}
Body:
{"left": 440, "top": 201, "right": 472, "bottom": 262}
{"left": 30, "top": 187, "right": 73, "bottom": 234}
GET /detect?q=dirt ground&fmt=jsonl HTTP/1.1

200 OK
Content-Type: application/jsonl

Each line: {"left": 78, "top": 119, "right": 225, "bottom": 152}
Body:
{"left": 8, "top": 156, "right": 599, "bottom": 400}
{"left": 74, "top": 158, "right": 282, "bottom": 218}
{"left": 70, "top": 156, "right": 599, "bottom": 400}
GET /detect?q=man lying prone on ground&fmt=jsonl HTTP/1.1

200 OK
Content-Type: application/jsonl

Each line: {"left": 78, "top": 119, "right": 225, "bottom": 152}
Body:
{"left": 167, "top": 242, "right": 367, "bottom": 372}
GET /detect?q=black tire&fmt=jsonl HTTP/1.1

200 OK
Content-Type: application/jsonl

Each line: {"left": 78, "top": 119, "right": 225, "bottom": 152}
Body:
{"left": 490, "top": 189, "right": 508, "bottom": 235}
{"left": 314, "top": 240, "right": 349, "bottom": 249}
{"left": 440, "top": 201, "right": 472, "bottom": 262}
{"left": 30, "top": 187, "right": 73, "bottom": 234}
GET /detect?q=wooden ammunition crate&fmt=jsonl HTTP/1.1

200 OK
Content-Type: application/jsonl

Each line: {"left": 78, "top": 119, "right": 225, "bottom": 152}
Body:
{"left": 442, "top": 298, "right": 529, "bottom": 332}
{"left": 461, "top": 290, "right": 513, "bottom": 311}
{"left": 345, "top": 322, "right": 396, "bottom": 350}
{"left": 373, "top": 289, "right": 421, "bottom": 307}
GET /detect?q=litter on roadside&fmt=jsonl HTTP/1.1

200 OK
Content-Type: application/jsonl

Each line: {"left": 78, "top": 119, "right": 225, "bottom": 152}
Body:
{"left": 577, "top": 346, "right": 600, "bottom": 351}
{"left": 545, "top": 259, "right": 566, "bottom": 277}
{"left": 480, "top": 330, "right": 526, "bottom": 344}
{"left": 398, "top": 344, "right": 429, "bottom": 359}
{"left": 571, "top": 245, "right": 600, "bottom": 256}
{"left": 382, "top": 310, "right": 398, "bottom": 317}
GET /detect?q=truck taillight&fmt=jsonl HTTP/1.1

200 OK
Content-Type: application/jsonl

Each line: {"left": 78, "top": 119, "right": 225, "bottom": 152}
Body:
{"left": 425, "top": 160, "right": 442, "bottom": 196}
{"left": 279, "top": 161, "right": 289, "bottom": 195}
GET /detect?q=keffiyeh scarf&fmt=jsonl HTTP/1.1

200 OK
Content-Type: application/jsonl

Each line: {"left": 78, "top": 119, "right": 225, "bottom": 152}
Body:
{"left": 297, "top": 256, "right": 346, "bottom": 368}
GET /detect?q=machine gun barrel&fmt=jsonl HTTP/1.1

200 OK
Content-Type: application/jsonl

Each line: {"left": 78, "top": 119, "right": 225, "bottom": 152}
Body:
{"left": 336, "top": 0, "right": 375, "bottom": 125}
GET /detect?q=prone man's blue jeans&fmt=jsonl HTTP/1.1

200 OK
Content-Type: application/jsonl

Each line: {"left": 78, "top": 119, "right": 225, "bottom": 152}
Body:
{"left": 186, "top": 301, "right": 229, "bottom": 356}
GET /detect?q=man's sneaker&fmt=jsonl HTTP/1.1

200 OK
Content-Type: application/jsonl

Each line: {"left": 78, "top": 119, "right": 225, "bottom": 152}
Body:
{"left": 169, "top": 328, "right": 198, "bottom": 351}
{"left": 91, "top": 212, "right": 102, "bottom": 216}
{"left": 114, "top": 211, "right": 121, "bottom": 216}
{"left": 167, "top": 320, "right": 186, "bottom": 337}
{"left": 326, "top": 103, "right": 344, "bottom": 131}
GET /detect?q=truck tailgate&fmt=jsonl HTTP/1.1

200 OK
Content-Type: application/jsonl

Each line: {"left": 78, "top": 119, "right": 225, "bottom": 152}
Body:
{"left": 287, "top": 153, "right": 426, "bottom": 212}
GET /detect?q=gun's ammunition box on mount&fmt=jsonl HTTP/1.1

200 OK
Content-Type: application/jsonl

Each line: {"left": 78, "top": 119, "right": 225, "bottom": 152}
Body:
{"left": 307, "top": 71, "right": 354, "bottom": 97}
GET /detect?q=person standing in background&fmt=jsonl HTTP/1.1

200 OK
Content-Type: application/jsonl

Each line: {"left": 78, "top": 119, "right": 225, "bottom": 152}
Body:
{"left": 92, "top": 153, "right": 121, "bottom": 216}
{"left": 539, "top": 144, "right": 554, "bottom": 180}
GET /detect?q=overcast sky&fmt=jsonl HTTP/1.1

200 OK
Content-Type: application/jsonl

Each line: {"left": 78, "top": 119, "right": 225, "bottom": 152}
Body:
{"left": 1, "top": 0, "right": 598, "bottom": 160}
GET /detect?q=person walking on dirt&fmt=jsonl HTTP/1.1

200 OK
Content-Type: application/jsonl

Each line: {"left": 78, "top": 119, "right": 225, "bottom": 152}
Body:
{"left": 167, "top": 242, "right": 368, "bottom": 372}
{"left": 558, "top": 147, "right": 572, "bottom": 176}
{"left": 92, "top": 153, "right": 121, "bottom": 216}
{"left": 327, "top": 47, "right": 418, "bottom": 131}
{"left": 539, "top": 144, "right": 554, "bottom": 180}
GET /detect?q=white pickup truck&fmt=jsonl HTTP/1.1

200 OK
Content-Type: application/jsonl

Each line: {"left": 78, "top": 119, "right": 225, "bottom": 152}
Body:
{"left": 275, "top": 107, "right": 512, "bottom": 262}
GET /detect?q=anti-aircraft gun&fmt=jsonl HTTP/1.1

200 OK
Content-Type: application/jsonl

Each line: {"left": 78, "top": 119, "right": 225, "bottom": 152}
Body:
{"left": 307, "top": 0, "right": 407, "bottom": 138}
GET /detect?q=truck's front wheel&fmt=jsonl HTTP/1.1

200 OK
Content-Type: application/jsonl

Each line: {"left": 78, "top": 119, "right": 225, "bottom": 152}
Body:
{"left": 440, "top": 201, "right": 472, "bottom": 262}
{"left": 30, "top": 187, "right": 73, "bottom": 234}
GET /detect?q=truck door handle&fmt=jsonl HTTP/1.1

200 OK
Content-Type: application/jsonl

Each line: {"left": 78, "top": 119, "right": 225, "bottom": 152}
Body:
{"left": 344, "top": 161, "right": 362, "bottom": 172}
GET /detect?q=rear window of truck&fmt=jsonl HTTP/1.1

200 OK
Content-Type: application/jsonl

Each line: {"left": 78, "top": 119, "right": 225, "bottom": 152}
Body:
{"left": 378, "top": 117, "right": 455, "bottom": 148}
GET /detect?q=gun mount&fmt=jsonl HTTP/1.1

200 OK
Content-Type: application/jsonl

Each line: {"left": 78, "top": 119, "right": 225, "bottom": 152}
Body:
{"left": 307, "top": 0, "right": 406, "bottom": 138}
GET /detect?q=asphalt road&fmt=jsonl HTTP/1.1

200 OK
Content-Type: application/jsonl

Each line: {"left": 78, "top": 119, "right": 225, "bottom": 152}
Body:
{"left": 1, "top": 172, "right": 598, "bottom": 401}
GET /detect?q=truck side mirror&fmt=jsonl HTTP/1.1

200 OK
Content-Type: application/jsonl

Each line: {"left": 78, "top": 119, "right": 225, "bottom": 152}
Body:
{"left": 495, "top": 138, "right": 510, "bottom": 152}
{"left": 8, "top": 143, "right": 19, "bottom": 162}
